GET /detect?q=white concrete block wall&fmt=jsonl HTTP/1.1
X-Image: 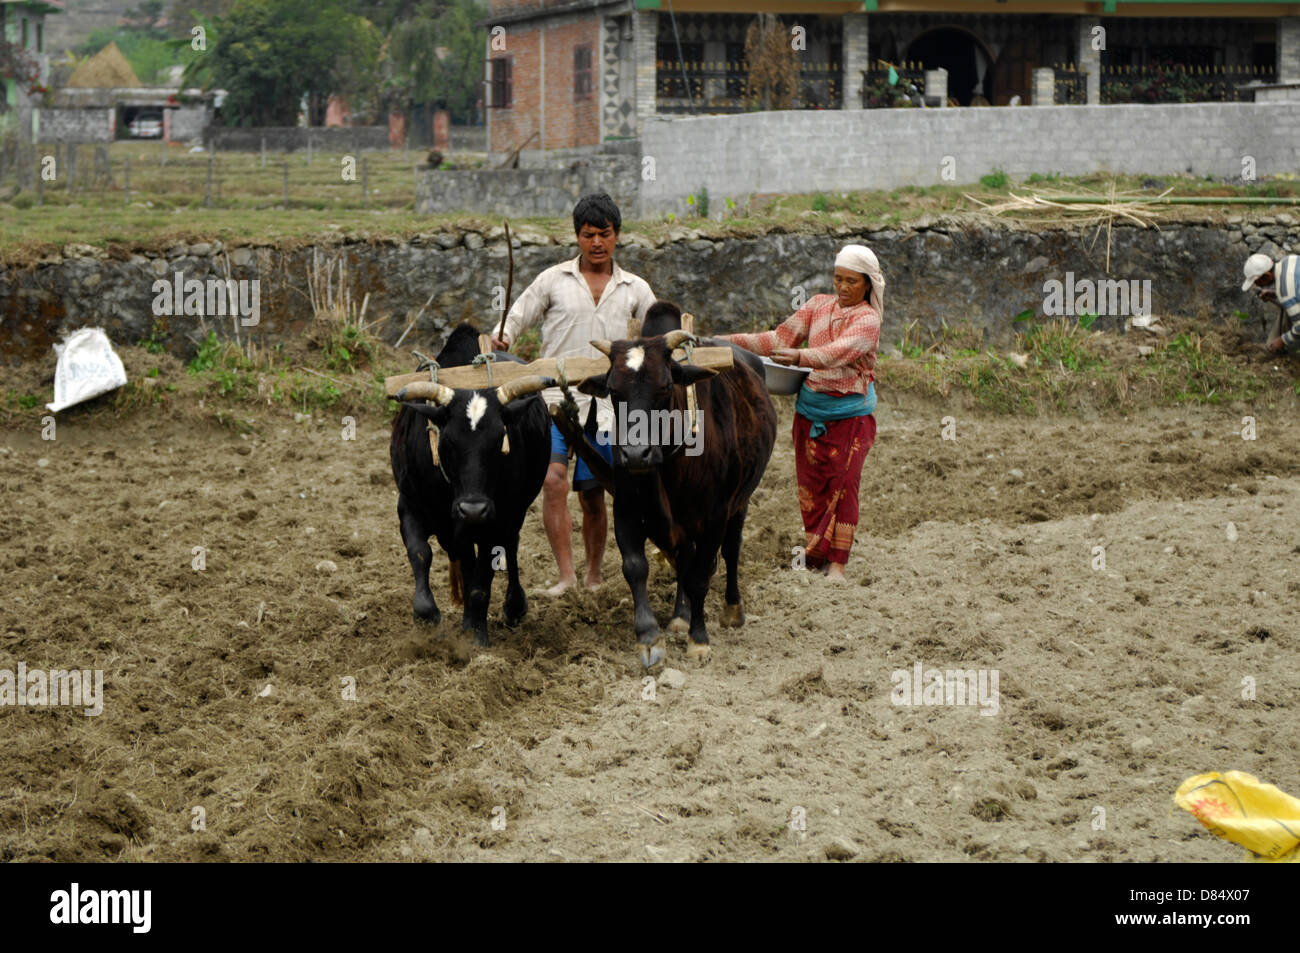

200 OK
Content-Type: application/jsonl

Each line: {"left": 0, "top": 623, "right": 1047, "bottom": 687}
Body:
{"left": 639, "top": 103, "right": 1300, "bottom": 216}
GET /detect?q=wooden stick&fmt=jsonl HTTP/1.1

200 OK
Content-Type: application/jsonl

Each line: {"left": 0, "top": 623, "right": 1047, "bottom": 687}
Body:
{"left": 497, "top": 219, "right": 513, "bottom": 343}
{"left": 550, "top": 404, "right": 615, "bottom": 495}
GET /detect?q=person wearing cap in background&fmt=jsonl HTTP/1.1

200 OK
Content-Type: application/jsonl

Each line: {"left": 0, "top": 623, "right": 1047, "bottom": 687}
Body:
{"left": 1242, "top": 252, "right": 1300, "bottom": 354}
{"left": 721, "top": 245, "right": 883, "bottom": 582}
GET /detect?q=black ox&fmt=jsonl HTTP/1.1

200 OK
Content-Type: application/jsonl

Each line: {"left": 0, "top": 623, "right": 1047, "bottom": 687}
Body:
{"left": 390, "top": 323, "right": 555, "bottom": 644}
{"left": 579, "top": 301, "right": 777, "bottom": 667}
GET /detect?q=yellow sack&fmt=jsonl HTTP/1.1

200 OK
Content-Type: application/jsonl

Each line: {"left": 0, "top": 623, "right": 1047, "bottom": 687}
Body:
{"left": 1174, "top": 771, "right": 1300, "bottom": 863}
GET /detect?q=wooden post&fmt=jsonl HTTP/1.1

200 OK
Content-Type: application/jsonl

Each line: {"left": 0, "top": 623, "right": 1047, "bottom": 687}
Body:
{"left": 681, "top": 312, "right": 698, "bottom": 434}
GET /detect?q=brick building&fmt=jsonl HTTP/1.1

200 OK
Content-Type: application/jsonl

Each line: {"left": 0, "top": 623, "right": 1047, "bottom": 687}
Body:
{"left": 483, "top": 0, "right": 1300, "bottom": 163}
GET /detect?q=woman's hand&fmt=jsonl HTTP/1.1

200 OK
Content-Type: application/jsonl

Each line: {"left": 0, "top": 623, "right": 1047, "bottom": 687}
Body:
{"left": 771, "top": 348, "right": 802, "bottom": 367}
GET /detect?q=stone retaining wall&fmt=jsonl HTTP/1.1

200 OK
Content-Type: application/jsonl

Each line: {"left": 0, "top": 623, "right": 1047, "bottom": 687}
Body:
{"left": 3, "top": 214, "right": 1297, "bottom": 365}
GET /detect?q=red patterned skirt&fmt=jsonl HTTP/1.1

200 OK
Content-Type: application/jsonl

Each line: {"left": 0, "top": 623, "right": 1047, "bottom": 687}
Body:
{"left": 793, "top": 412, "right": 876, "bottom": 567}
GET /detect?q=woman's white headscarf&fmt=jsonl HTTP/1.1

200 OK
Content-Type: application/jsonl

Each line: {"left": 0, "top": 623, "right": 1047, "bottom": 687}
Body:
{"left": 834, "top": 244, "right": 884, "bottom": 320}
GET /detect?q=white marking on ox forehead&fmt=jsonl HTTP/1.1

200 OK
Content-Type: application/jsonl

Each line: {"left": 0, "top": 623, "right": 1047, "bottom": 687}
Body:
{"left": 625, "top": 346, "right": 645, "bottom": 372}
{"left": 466, "top": 394, "right": 487, "bottom": 430}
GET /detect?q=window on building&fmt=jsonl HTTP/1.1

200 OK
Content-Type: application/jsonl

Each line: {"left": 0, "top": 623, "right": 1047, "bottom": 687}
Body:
{"left": 1148, "top": 45, "right": 1219, "bottom": 68}
{"left": 1106, "top": 45, "right": 1137, "bottom": 67}
{"left": 490, "top": 58, "right": 512, "bottom": 108}
{"left": 22, "top": 17, "right": 29, "bottom": 48}
{"left": 1253, "top": 43, "right": 1276, "bottom": 69}
{"left": 37, "top": 22, "right": 43, "bottom": 53}
{"left": 574, "top": 45, "right": 593, "bottom": 100}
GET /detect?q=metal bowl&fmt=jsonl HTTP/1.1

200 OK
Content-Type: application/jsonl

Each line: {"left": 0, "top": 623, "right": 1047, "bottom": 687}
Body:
{"left": 759, "top": 356, "right": 812, "bottom": 395}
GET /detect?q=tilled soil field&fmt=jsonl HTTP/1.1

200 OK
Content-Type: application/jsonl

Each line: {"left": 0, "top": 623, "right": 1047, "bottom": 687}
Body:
{"left": 2, "top": 389, "right": 1299, "bottom": 862}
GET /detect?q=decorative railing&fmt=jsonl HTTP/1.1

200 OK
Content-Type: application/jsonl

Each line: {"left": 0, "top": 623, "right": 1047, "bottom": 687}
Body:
{"left": 655, "top": 58, "right": 842, "bottom": 113}
{"left": 1053, "top": 65, "right": 1087, "bottom": 105}
{"left": 1100, "top": 63, "right": 1277, "bottom": 103}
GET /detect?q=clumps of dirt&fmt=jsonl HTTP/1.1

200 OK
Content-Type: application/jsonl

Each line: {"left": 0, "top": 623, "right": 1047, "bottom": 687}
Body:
{"left": 971, "top": 797, "right": 1013, "bottom": 822}
{"left": 780, "top": 668, "right": 832, "bottom": 702}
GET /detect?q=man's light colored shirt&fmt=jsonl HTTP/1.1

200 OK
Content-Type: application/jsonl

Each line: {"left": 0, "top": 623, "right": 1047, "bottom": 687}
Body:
{"left": 503, "top": 255, "right": 656, "bottom": 432}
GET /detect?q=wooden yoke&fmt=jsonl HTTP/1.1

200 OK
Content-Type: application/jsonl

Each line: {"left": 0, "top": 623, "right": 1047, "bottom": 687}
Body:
{"left": 476, "top": 334, "right": 510, "bottom": 454}
{"left": 386, "top": 348, "right": 733, "bottom": 396}
{"left": 680, "top": 312, "right": 699, "bottom": 436}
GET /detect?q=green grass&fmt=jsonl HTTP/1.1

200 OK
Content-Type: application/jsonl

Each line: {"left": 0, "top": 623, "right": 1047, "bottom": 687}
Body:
{"left": 3, "top": 390, "right": 42, "bottom": 411}
{"left": 979, "top": 168, "right": 1008, "bottom": 189}
{"left": 172, "top": 326, "right": 392, "bottom": 415}
{"left": 5, "top": 155, "right": 1298, "bottom": 255}
{"left": 875, "top": 316, "right": 1280, "bottom": 414}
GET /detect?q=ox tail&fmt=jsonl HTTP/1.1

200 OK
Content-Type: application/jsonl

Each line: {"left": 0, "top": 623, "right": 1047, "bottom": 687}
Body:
{"left": 449, "top": 560, "right": 465, "bottom": 607}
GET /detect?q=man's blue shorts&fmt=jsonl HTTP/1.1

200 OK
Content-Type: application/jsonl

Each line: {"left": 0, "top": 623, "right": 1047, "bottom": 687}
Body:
{"left": 550, "top": 422, "right": 613, "bottom": 491}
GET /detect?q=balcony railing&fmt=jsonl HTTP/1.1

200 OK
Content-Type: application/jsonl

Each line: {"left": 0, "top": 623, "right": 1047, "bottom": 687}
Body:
{"left": 1053, "top": 65, "right": 1087, "bottom": 105}
{"left": 1101, "top": 63, "right": 1277, "bottom": 103}
{"left": 655, "top": 58, "right": 841, "bottom": 113}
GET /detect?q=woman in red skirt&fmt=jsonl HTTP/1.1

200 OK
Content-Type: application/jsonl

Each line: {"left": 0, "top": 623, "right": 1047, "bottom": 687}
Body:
{"left": 722, "top": 244, "right": 883, "bottom": 580}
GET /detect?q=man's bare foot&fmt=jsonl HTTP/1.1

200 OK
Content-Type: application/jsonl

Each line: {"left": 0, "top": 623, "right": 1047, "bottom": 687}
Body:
{"left": 826, "top": 563, "right": 848, "bottom": 582}
{"left": 537, "top": 577, "right": 578, "bottom": 596}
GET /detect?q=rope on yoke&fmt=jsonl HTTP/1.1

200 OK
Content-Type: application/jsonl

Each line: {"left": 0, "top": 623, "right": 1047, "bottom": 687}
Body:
{"left": 469, "top": 351, "right": 497, "bottom": 387}
{"left": 412, "top": 352, "right": 438, "bottom": 380}
{"left": 680, "top": 334, "right": 699, "bottom": 436}
{"left": 554, "top": 356, "right": 583, "bottom": 458}
{"left": 409, "top": 352, "right": 442, "bottom": 468}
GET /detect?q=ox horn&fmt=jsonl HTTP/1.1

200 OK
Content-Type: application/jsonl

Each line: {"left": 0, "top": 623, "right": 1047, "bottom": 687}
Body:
{"left": 590, "top": 339, "right": 613, "bottom": 357}
{"left": 663, "top": 330, "right": 696, "bottom": 351}
{"left": 495, "top": 375, "right": 555, "bottom": 406}
{"left": 397, "top": 381, "right": 456, "bottom": 405}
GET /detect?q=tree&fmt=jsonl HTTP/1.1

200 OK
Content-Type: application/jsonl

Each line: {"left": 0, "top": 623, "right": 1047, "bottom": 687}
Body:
{"left": 744, "top": 14, "right": 799, "bottom": 111}
{"left": 166, "top": 0, "right": 235, "bottom": 40}
{"left": 122, "top": 1, "right": 169, "bottom": 38}
{"left": 207, "top": 0, "right": 380, "bottom": 126}
{"left": 390, "top": 0, "right": 486, "bottom": 124}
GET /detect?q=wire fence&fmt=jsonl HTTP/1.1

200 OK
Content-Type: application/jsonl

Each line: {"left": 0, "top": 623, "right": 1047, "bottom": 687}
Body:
{"left": 0, "top": 139, "right": 487, "bottom": 211}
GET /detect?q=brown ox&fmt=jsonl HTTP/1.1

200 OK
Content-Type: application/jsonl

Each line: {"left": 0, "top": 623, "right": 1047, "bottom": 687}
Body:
{"left": 579, "top": 320, "right": 777, "bottom": 667}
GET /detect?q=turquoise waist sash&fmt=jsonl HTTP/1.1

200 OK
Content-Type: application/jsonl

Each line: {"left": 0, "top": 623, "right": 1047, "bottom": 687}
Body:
{"left": 795, "top": 381, "right": 876, "bottom": 438}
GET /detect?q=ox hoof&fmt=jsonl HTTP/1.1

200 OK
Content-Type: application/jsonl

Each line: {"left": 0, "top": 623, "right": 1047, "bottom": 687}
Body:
{"left": 413, "top": 607, "right": 441, "bottom": 626}
{"left": 721, "top": 603, "right": 745, "bottom": 628}
{"left": 685, "top": 640, "right": 712, "bottom": 663}
{"left": 638, "top": 640, "right": 667, "bottom": 670}
{"left": 668, "top": 616, "right": 690, "bottom": 635}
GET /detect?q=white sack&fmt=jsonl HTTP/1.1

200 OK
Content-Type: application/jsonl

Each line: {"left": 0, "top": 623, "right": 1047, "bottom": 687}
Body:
{"left": 46, "top": 328, "right": 127, "bottom": 413}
